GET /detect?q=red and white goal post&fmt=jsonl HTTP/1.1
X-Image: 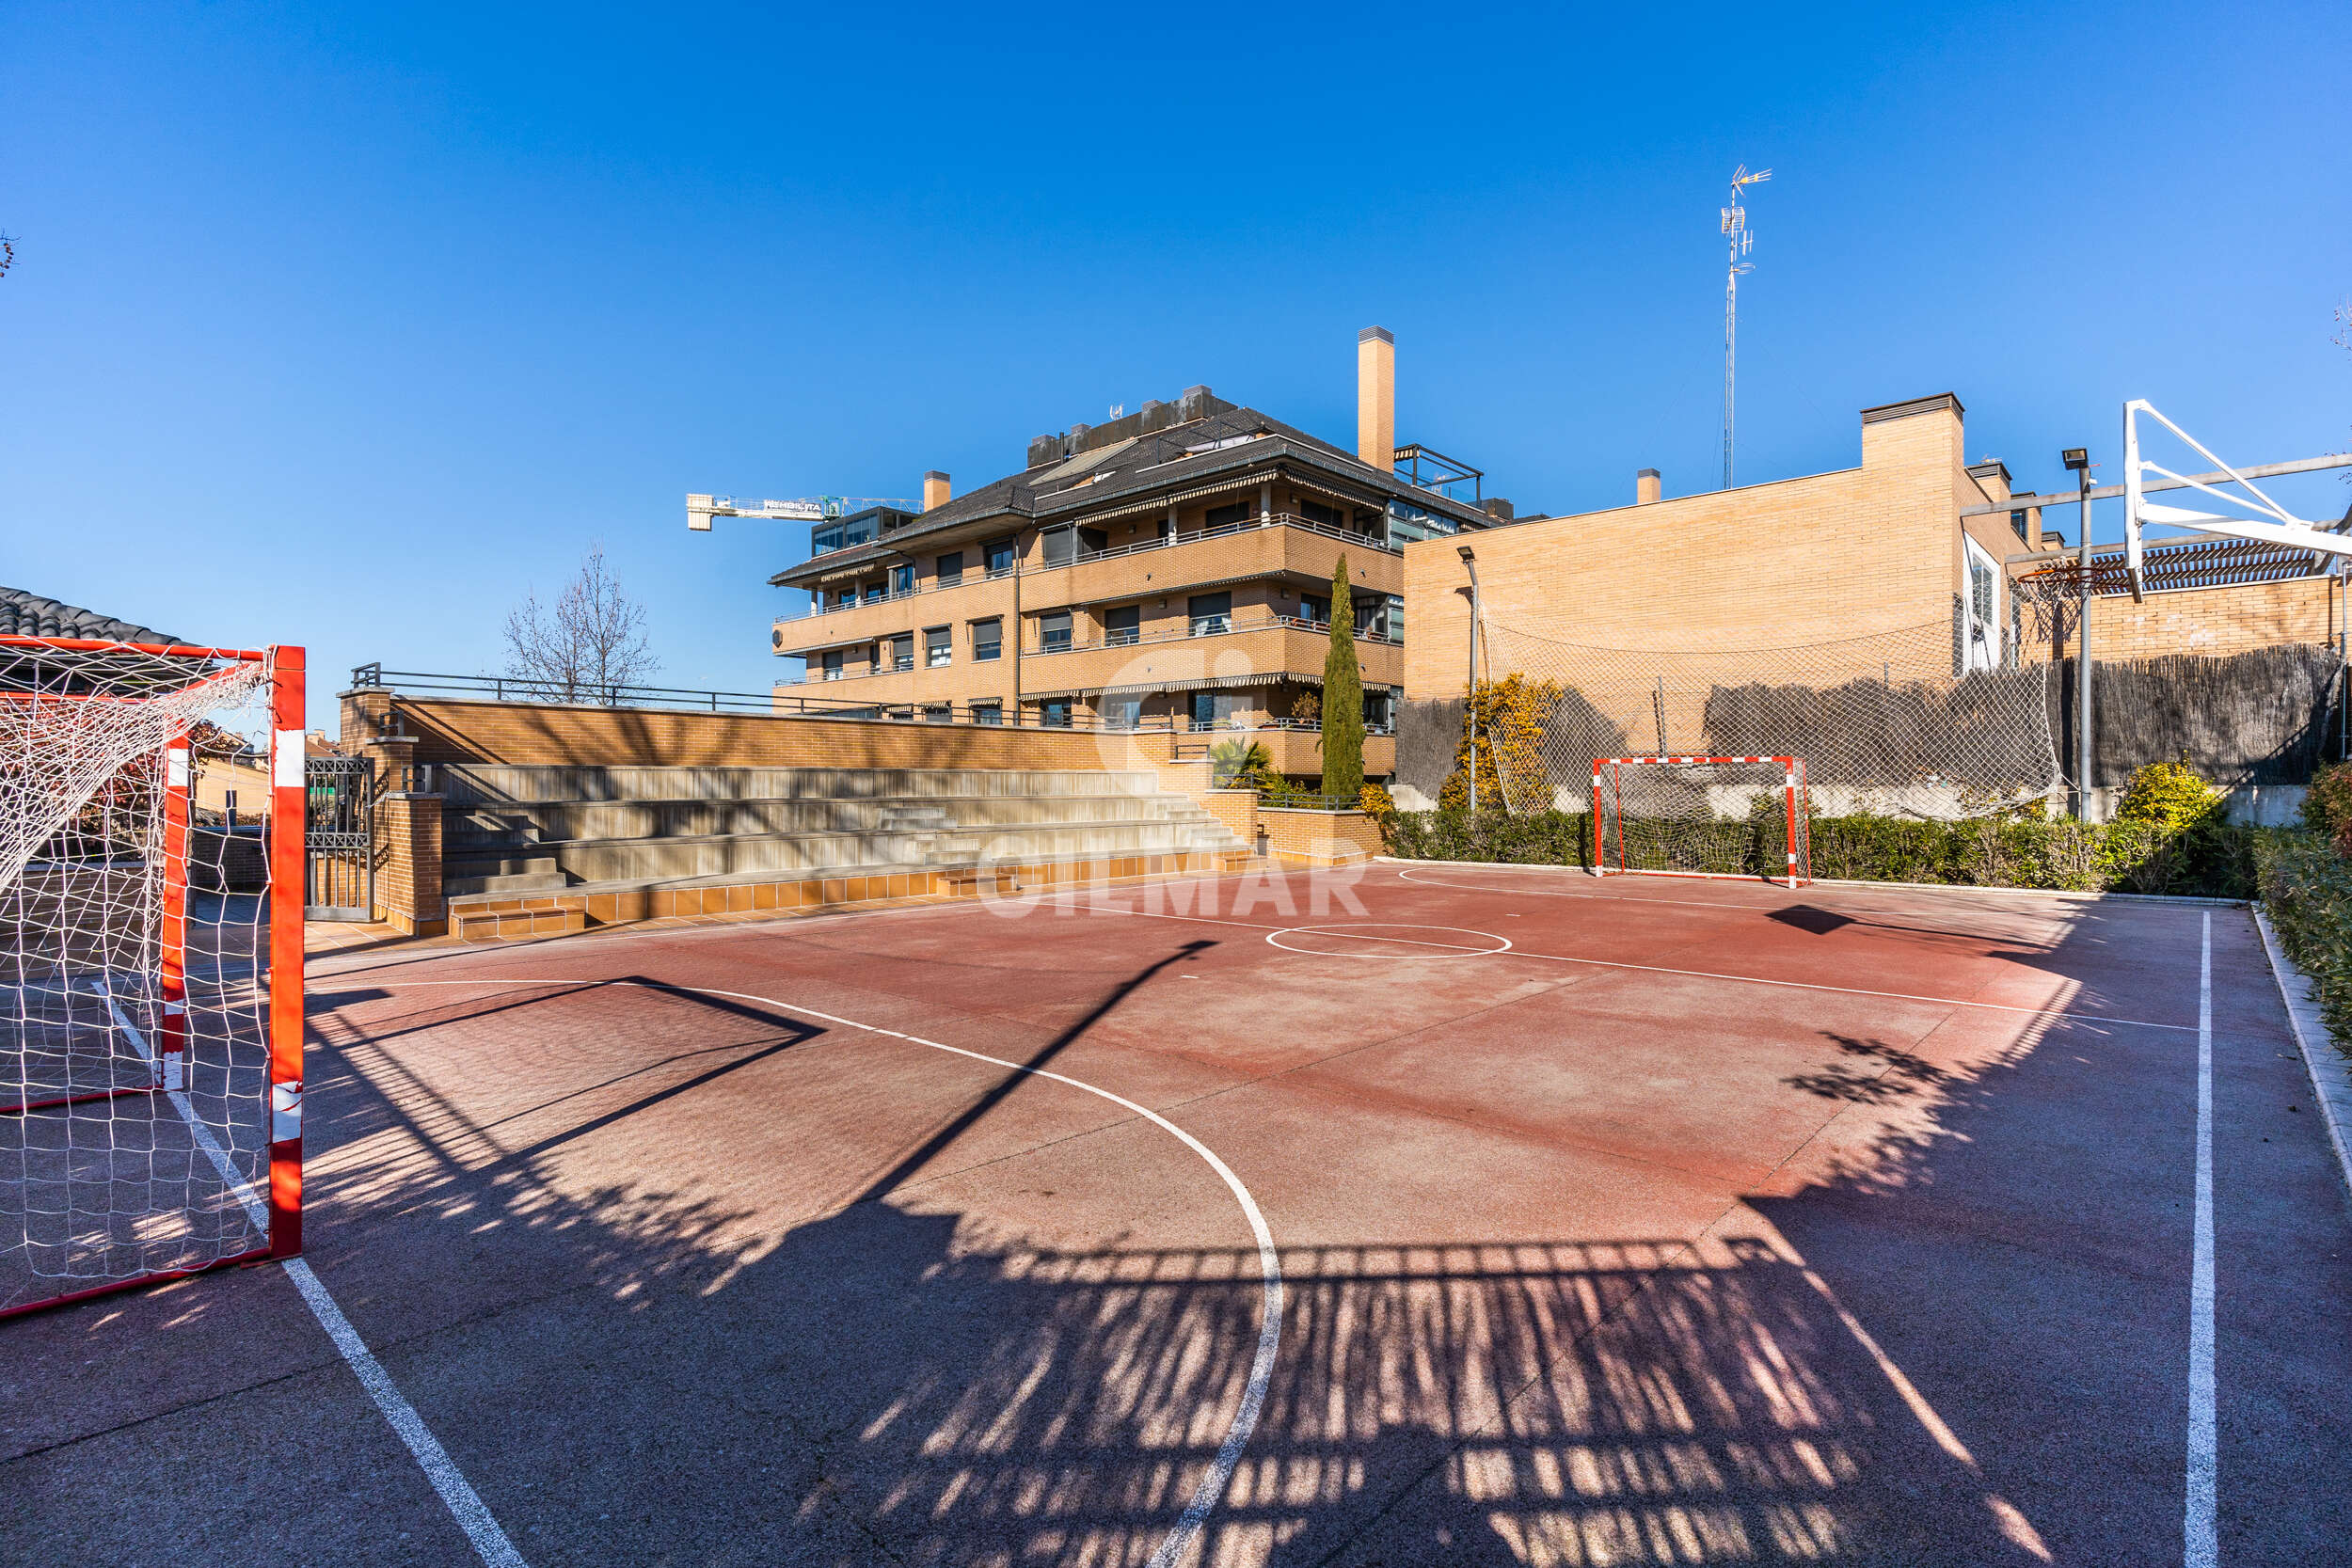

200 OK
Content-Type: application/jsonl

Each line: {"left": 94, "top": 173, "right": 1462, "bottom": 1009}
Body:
{"left": 1591, "top": 755, "right": 1812, "bottom": 888}
{"left": 2, "top": 637, "right": 306, "bottom": 1319}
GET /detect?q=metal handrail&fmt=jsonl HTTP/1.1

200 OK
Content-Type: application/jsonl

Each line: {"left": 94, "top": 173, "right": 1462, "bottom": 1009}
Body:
{"left": 346, "top": 665, "right": 1200, "bottom": 735}
{"left": 789, "top": 513, "right": 1401, "bottom": 617}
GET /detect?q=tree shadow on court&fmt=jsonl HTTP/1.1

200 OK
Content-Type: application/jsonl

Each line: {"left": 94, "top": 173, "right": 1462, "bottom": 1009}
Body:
{"left": 230, "top": 908, "right": 2236, "bottom": 1568}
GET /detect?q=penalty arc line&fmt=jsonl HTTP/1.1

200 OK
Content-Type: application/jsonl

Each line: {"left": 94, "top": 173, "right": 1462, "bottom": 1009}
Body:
{"left": 96, "top": 984, "right": 529, "bottom": 1568}
{"left": 344, "top": 974, "right": 1283, "bottom": 1568}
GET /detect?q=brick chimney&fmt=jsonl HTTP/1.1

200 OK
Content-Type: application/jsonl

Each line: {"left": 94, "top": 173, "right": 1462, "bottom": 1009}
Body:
{"left": 923, "top": 470, "right": 951, "bottom": 511}
{"left": 1636, "top": 468, "right": 1662, "bottom": 505}
{"left": 1358, "top": 326, "right": 1394, "bottom": 472}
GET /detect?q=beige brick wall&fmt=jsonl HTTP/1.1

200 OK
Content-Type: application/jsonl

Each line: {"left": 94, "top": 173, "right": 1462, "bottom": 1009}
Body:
{"left": 373, "top": 792, "right": 446, "bottom": 936}
{"left": 1260, "top": 807, "right": 1383, "bottom": 865}
{"left": 349, "top": 694, "right": 1169, "bottom": 771}
{"left": 1406, "top": 399, "right": 1971, "bottom": 702}
{"left": 2074, "top": 578, "right": 2337, "bottom": 662}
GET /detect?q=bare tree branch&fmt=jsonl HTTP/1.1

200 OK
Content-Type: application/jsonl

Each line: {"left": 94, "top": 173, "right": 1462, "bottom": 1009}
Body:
{"left": 501, "top": 545, "right": 659, "bottom": 703}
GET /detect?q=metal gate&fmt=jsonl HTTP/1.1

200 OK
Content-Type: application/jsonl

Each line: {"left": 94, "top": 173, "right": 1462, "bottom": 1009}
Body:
{"left": 304, "top": 755, "right": 374, "bottom": 920}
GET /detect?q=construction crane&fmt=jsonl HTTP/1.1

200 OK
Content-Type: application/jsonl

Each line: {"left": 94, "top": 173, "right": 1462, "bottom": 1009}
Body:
{"left": 686, "top": 493, "right": 920, "bottom": 531}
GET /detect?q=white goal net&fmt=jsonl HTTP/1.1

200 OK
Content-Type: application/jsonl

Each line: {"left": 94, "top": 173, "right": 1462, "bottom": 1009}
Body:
{"left": 2, "top": 637, "right": 300, "bottom": 1317}
{"left": 1593, "top": 756, "right": 1811, "bottom": 885}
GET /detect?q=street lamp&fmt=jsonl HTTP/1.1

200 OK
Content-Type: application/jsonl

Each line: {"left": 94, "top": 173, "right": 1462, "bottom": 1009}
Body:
{"left": 1459, "top": 546, "right": 1481, "bottom": 815}
{"left": 2061, "top": 448, "right": 2092, "bottom": 820}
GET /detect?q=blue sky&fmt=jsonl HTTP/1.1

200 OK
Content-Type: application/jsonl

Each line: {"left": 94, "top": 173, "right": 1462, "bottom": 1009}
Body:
{"left": 5, "top": 1, "right": 2347, "bottom": 728}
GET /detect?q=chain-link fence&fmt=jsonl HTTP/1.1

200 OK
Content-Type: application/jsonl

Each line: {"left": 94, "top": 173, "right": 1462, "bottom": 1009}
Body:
{"left": 1472, "top": 608, "right": 2061, "bottom": 820}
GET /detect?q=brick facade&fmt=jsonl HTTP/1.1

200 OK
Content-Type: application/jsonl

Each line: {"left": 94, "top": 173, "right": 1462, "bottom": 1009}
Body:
{"left": 1404, "top": 397, "right": 1977, "bottom": 702}
{"left": 373, "top": 791, "right": 445, "bottom": 936}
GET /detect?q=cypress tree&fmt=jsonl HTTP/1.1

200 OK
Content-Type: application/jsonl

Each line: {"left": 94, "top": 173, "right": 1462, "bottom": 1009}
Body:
{"left": 1322, "top": 554, "right": 1365, "bottom": 801}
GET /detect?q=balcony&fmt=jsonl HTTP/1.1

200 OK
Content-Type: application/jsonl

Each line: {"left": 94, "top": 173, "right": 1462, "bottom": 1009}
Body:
{"left": 1018, "top": 615, "right": 1403, "bottom": 701}
{"left": 783, "top": 514, "right": 1399, "bottom": 626}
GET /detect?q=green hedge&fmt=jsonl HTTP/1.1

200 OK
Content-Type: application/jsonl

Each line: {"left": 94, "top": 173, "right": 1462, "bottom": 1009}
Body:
{"left": 1380, "top": 807, "right": 2262, "bottom": 899}
{"left": 2254, "top": 832, "right": 2352, "bottom": 1055}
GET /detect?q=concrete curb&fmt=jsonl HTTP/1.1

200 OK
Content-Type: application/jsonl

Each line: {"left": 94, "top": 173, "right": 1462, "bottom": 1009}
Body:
{"left": 2252, "top": 907, "right": 2352, "bottom": 1205}
{"left": 1373, "top": 857, "right": 2248, "bottom": 908}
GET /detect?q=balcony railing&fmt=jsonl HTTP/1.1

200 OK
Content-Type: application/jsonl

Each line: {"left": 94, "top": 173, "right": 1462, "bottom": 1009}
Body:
{"left": 1023, "top": 611, "right": 1403, "bottom": 657}
{"left": 789, "top": 512, "right": 1400, "bottom": 618}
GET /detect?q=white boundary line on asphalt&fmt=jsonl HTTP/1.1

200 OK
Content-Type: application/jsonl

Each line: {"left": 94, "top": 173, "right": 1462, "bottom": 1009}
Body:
{"left": 349, "top": 975, "right": 1282, "bottom": 1568}
{"left": 97, "top": 985, "right": 529, "bottom": 1567}
{"left": 2185, "top": 913, "right": 2216, "bottom": 1568}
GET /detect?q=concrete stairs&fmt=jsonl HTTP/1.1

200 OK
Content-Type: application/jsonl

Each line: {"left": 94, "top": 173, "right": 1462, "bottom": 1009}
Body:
{"left": 437, "top": 764, "right": 1247, "bottom": 907}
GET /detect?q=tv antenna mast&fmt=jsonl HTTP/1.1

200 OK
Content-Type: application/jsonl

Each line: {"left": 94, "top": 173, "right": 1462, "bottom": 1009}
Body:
{"left": 1721, "top": 164, "right": 1771, "bottom": 489}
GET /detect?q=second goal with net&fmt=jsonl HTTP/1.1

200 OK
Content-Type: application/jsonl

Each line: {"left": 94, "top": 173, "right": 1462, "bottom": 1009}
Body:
{"left": 1592, "top": 755, "right": 1811, "bottom": 887}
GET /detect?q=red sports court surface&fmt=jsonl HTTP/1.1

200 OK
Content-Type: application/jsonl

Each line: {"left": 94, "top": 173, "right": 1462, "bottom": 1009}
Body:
{"left": 7, "top": 863, "right": 2348, "bottom": 1565}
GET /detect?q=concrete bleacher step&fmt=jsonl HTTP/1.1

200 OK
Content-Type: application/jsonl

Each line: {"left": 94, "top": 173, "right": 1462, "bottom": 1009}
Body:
{"left": 432, "top": 764, "right": 1248, "bottom": 917}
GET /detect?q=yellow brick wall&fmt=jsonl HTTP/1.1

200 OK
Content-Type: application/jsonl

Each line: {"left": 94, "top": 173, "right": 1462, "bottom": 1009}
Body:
{"left": 358, "top": 695, "right": 1165, "bottom": 771}
{"left": 1406, "top": 400, "right": 1969, "bottom": 705}
{"left": 373, "top": 792, "right": 446, "bottom": 936}
{"left": 1259, "top": 807, "right": 1384, "bottom": 865}
{"left": 2081, "top": 578, "right": 2337, "bottom": 661}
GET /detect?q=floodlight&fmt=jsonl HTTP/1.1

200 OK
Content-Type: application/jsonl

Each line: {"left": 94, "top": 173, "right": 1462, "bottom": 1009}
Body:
{"left": 2061, "top": 449, "right": 2089, "bottom": 471}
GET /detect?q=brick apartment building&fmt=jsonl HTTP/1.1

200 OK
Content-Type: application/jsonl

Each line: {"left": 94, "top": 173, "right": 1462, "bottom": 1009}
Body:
{"left": 767, "top": 328, "right": 1503, "bottom": 782}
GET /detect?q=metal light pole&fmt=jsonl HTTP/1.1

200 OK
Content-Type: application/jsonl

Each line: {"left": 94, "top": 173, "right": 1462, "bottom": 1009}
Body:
{"left": 2063, "top": 447, "right": 2093, "bottom": 819}
{"left": 1459, "top": 545, "right": 1481, "bottom": 815}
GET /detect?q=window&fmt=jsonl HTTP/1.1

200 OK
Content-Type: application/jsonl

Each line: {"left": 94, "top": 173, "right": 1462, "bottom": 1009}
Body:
{"left": 936, "top": 551, "right": 964, "bottom": 586}
{"left": 1041, "top": 699, "right": 1073, "bottom": 728}
{"left": 1355, "top": 594, "right": 1404, "bottom": 640}
{"left": 891, "top": 635, "right": 914, "bottom": 673}
{"left": 832, "top": 588, "right": 855, "bottom": 610}
{"left": 922, "top": 704, "right": 950, "bottom": 723}
{"left": 1041, "top": 610, "right": 1073, "bottom": 652}
{"left": 1038, "top": 526, "right": 1105, "bottom": 564}
{"left": 863, "top": 580, "right": 884, "bottom": 603}
{"left": 1188, "top": 691, "right": 1242, "bottom": 730}
{"left": 820, "top": 650, "right": 844, "bottom": 681}
{"left": 1188, "top": 592, "right": 1232, "bottom": 637}
{"left": 1299, "top": 499, "right": 1342, "bottom": 529}
{"left": 1963, "top": 536, "right": 2002, "bottom": 672}
{"left": 1104, "top": 605, "right": 1140, "bottom": 646}
{"left": 2010, "top": 509, "right": 2030, "bottom": 544}
{"left": 970, "top": 702, "right": 1003, "bottom": 725}
{"left": 1204, "top": 501, "right": 1252, "bottom": 531}
{"left": 925, "top": 626, "right": 951, "bottom": 668}
{"left": 814, "top": 525, "right": 845, "bottom": 554}
{"left": 891, "top": 563, "right": 914, "bottom": 594}
{"left": 1298, "top": 594, "right": 1329, "bottom": 626}
{"left": 1155, "top": 516, "right": 1176, "bottom": 544}
{"left": 984, "top": 537, "right": 1016, "bottom": 576}
{"left": 1362, "top": 688, "right": 1394, "bottom": 730}
{"left": 1103, "top": 697, "right": 1142, "bottom": 730}
{"left": 971, "top": 617, "right": 1002, "bottom": 661}
{"left": 1385, "top": 501, "right": 1456, "bottom": 545}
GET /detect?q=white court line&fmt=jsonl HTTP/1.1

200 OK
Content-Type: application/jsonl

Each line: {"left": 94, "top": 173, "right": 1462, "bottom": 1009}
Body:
{"left": 344, "top": 975, "right": 1283, "bottom": 1568}
{"left": 2186, "top": 912, "right": 2217, "bottom": 1567}
{"left": 1081, "top": 902, "right": 2196, "bottom": 1033}
{"left": 95, "top": 985, "right": 528, "bottom": 1567}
